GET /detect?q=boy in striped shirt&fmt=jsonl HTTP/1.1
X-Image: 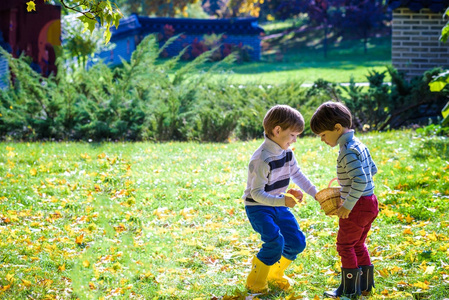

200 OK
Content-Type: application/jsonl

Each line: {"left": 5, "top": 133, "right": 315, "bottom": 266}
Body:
{"left": 243, "top": 105, "right": 318, "bottom": 293}
{"left": 310, "top": 101, "right": 378, "bottom": 298}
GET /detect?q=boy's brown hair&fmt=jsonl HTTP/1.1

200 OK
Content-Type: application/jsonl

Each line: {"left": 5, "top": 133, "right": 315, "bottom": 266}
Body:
{"left": 310, "top": 101, "right": 352, "bottom": 134}
{"left": 263, "top": 105, "right": 304, "bottom": 137}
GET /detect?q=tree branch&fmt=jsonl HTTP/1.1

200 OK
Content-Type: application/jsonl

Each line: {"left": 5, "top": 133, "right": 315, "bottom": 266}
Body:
{"left": 59, "top": 0, "right": 96, "bottom": 19}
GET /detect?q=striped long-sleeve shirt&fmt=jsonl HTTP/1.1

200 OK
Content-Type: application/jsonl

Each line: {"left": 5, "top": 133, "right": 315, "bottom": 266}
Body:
{"left": 337, "top": 130, "right": 377, "bottom": 210}
{"left": 242, "top": 136, "right": 318, "bottom": 206}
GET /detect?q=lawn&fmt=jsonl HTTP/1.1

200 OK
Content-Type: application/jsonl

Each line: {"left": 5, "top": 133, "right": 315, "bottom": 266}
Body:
{"left": 165, "top": 35, "right": 392, "bottom": 85}
{"left": 0, "top": 130, "right": 448, "bottom": 299}
{"left": 219, "top": 36, "right": 392, "bottom": 85}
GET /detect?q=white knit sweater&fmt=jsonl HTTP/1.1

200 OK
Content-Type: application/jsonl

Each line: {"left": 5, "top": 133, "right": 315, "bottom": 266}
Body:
{"left": 242, "top": 136, "right": 318, "bottom": 207}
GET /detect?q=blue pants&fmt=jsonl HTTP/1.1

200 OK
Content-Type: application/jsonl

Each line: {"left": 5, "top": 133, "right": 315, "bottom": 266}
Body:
{"left": 245, "top": 205, "right": 306, "bottom": 266}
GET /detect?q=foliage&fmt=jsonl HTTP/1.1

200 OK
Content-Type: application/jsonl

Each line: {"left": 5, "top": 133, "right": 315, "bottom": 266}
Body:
{"left": 0, "top": 131, "right": 448, "bottom": 299}
{"left": 172, "top": 0, "right": 209, "bottom": 18}
{"left": 26, "top": 0, "right": 206, "bottom": 42}
{"left": 429, "top": 7, "right": 449, "bottom": 92}
{"left": 234, "top": 81, "right": 308, "bottom": 139}
{"left": 340, "top": 0, "right": 389, "bottom": 54}
{"left": 415, "top": 124, "right": 449, "bottom": 137}
{"left": 61, "top": 13, "right": 115, "bottom": 69}
{"left": 27, "top": 0, "right": 122, "bottom": 44}
{"left": 112, "top": 0, "right": 200, "bottom": 17}
{"left": 304, "top": 0, "right": 346, "bottom": 58}
{"left": 1, "top": 37, "right": 447, "bottom": 142}
{"left": 259, "top": 0, "right": 307, "bottom": 21}
{"left": 155, "top": 25, "right": 254, "bottom": 63}
{"left": 227, "top": 0, "right": 262, "bottom": 17}
{"left": 338, "top": 66, "right": 449, "bottom": 131}
{"left": 429, "top": 70, "right": 449, "bottom": 92}
{"left": 440, "top": 7, "right": 449, "bottom": 43}
{"left": 0, "top": 35, "right": 245, "bottom": 142}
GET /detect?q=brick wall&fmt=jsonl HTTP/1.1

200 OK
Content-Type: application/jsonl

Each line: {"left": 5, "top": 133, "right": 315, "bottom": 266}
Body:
{"left": 392, "top": 8, "right": 449, "bottom": 79}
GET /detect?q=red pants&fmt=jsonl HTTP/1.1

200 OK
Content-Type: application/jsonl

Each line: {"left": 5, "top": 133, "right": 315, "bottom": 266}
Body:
{"left": 337, "top": 194, "right": 378, "bottom": 269}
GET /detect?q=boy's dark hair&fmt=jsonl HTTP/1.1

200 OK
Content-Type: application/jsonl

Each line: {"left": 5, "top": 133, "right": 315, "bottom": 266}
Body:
{"left": 310, "top": 101, "right": 352, "bottom": 134}
{"left": 263, "top": 105, "right": 304, "bottom": 137}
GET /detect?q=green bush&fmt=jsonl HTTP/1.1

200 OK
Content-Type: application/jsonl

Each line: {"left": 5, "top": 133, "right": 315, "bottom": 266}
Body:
{"left": 415, "top": 124, "right": 449, "bottom": 137}
{"left": 1, "top": 41, "right": 448, "bottom": 142}
{"left": 341, "top": 66, "right": 449, "bottom": 131}
{"left": 0, "top": 36, "right": 240, "bottom": 142}
{"left": 233, "top": 81, "right": 311, "bottom": 139}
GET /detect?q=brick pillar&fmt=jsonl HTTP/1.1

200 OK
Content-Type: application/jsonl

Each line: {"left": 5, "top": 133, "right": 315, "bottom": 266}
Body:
{"left": 391, "top": 8, "right": 449, "bottom": 79}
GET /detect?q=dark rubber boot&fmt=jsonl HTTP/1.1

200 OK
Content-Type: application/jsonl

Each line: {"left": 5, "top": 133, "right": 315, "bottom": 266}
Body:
{"left": 323, "top": 267, "right": 362, "bottom": 298}
{"left": 360, "top": 265, "right": 375, "bottom": 295}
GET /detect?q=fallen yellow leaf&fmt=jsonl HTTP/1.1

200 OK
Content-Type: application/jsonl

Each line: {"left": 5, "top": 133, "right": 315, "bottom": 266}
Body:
{"left": 21, "top": 279, "right": 32, "bottom": 287}
{"left": 382, "top": 208, "right": 395, "bottom": 218}
{"left": 403, "top": 228, "right": 413, "bottom": 235}
{"left": 1, "top": 284, "right": 11, "bottom": 291}
{"left": 379, "top": 268, "right": 389, "bottom": 278}
{"left": 412, "top": 281, "right": 429, "bottom": 289}
{"left": 390, "top": 266, "right": 402, "bottom": 274}
{"left": 75, "top": 234, "right": 84, "bottom": 245}
{"left": 405, "top": 214, "right": 413, "bottom": 223}
{"left": 427, "top": 232, "right": 437, "bottom": 241}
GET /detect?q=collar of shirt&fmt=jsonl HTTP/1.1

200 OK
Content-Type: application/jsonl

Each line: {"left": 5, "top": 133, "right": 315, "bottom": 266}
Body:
{"left": 263, "top": 134, "right": 285, "bottom": 156}
{"left": 337, "top": 130, "right": 355, "bottom": 148}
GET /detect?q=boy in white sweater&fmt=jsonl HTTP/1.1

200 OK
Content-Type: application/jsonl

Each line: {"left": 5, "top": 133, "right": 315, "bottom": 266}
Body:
{"left": 243, "top": 104, "right": 318, "bottom": 292}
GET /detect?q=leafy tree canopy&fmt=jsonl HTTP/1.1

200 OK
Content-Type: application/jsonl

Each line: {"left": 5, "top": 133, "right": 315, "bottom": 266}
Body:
{"left": 26, "top": 0, "right": 122, "bottom": 43}
{"left": 113, "top": 0, "right": 201, "bottom": 17}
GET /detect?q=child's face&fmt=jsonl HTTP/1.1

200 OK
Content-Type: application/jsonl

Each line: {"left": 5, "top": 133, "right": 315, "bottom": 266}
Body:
{"left": 318, "top": 129, "right": 341, "bottom": 147}
{"left": 271, "top": 126, "right": 301, "bottom": 150}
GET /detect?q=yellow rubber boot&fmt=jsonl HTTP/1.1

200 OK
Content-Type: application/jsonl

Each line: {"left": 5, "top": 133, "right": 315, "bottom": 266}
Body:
{"left": 267, "top": 256, "right": 294, "bottom": 290}
{"left": 246, "top": 256, "right": 271, "bottom": 293}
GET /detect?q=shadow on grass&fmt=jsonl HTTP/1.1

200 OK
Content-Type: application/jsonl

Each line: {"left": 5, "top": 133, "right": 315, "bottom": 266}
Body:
{"left": 162, "top": 36, "right": 391, "bottom": 79}
{"left": 412, "top": 138, "right": 449, "bottom": 161}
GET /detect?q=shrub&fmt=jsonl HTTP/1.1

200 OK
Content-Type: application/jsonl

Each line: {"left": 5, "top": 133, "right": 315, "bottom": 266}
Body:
{"left": 340, "top": 66, "right": 449, "bottom": 132}
{"left": 415, "top": 124, "right": 449, "bottom": 137}
{"left": 233, "top": 81, "right": 310, "bottom": 139}
{"left": 1, "top": 42, "right": 448, "bottom": 142}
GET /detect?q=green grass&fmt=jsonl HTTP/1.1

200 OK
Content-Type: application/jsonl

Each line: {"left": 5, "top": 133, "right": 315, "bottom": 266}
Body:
{"left": 174, "top": 35, "right": 392, "bottom": 85}
{"left": 227, "top": 35, "right": 391, "bottom": 85}
{"left": 260, "top": 17, "right": 307, "bottom": 35}
{"left": 1, "top": 130, "right": 448, "bottom": 299}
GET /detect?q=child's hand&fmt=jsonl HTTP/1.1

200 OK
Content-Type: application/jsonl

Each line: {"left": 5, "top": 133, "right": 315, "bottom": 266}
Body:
{"left": 284, "top": 189, "right": 303, "bottom": 208}
{"left": 284, "top": 196, "right": 297, "bottom": 208}
{"left": 337, "top": 206, "right": 351, "bottom": 219}
{"left": 287, "top": 188, "right": 303, "bottom": 203}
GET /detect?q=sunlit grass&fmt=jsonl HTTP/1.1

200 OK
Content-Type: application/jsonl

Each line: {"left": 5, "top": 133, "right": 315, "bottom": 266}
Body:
{"left": 166, "top": 35, "right": 391, "bottom": 85}
{"left": 0, "top": 130, "right": 448, "bottom": 299}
